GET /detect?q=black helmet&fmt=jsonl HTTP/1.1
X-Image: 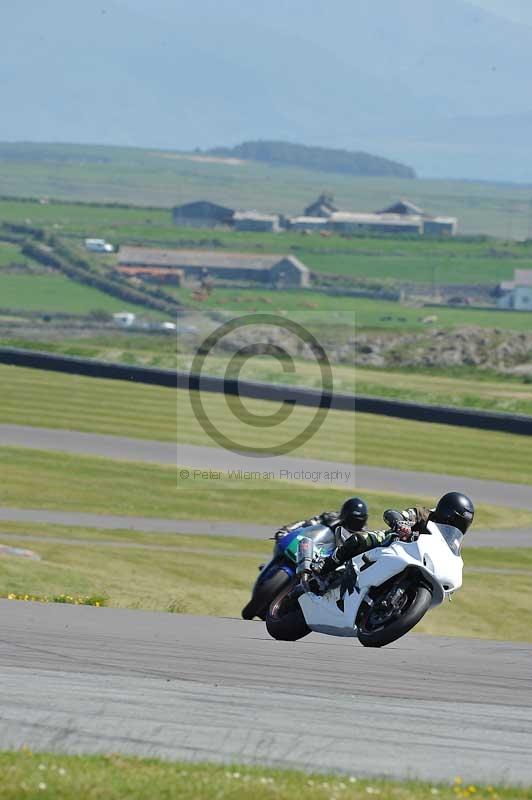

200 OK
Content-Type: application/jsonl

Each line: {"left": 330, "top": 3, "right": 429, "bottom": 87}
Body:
{"left": 434, "top": 492, "right": 474, "bottom": 534}
{"left": 339, "top": 497, "right": 368, "bottom": 533}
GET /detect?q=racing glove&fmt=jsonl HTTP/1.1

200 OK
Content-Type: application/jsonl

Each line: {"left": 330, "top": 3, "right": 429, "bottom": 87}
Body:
{"left": 383, "top": 509, "right": 413, "bottom": 540}
{"left": 396, "top": 523, "right": 414, "bottom": 540}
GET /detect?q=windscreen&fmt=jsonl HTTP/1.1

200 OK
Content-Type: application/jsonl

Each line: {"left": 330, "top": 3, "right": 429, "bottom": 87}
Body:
{"left": 434, "top": 524, "right": 464, "bottom": 556}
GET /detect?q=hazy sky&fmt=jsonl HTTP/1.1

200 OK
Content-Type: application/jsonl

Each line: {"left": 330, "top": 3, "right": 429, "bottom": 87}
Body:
{"left": 472, "top": 0, "right": 532, "bottom": 25}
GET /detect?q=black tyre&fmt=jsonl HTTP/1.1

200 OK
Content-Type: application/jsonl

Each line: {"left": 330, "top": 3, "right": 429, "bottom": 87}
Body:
{"left": 357, "top": 576, "right": 432, "bottom": 648}
{"left": 265, "top": 581, "right": 311, "bottom": 641}
{"left": 241, "top": 569, "right": 292, "bottom": 620}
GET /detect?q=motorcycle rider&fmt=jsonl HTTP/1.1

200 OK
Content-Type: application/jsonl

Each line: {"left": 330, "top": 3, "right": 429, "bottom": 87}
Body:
{"left": 274, "top": 496, "right": 370, "bottom": 544}
{"left": 313, "top": 491, "right": 474, "bottom": 577}
{"left": 241, "top": 497, "right": 372, "bottom": 620}
{"left": 382, "top": 492, "right": 475, "bottom": 539}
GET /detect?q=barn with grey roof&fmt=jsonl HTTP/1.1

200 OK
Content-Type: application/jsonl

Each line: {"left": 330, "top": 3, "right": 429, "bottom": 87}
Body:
{"left": 117, "top": 246, "right": 309, "bottom": 287}
{"left": 172, "top": 201, "right": 235, "bottom": 228}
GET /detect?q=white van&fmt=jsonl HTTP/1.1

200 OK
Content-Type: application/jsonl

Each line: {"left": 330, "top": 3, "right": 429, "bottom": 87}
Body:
{"left": 85, "top": 238, "right": 114, "bottom": 253}
{"left": 112, "top": 312, "right": 136, "bottom": 328}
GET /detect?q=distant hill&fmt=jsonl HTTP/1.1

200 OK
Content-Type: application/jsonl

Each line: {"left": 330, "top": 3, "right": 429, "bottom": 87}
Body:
{"left": 206, "top": 141, "right": 416, "bottom": 179}
{"left": 2, "top": 0, "right": 532, "bottom": 180}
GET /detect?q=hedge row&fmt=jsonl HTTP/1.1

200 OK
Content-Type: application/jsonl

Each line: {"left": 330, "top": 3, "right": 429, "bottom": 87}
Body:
{"left": 50, "top": 236, "right": 183, "bottom": 310}
{"left": 21, "top": 239, "right": 182, "bottom": 316}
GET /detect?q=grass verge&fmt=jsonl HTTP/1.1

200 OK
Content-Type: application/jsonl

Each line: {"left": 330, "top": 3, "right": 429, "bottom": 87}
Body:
{"left": 1, "top": 447, "right": 530, "bottom": 529}
{"left": 3, "top": 591, "right": 105, "bottom": 606}
{"left": 0, "top": 521, "right": 530, "bottom": 641}
{"left": 1, "top": 366, "right": 531, "bottom": 484}
{"left": 0, "top": 753, "right": 526, "bottom": 800}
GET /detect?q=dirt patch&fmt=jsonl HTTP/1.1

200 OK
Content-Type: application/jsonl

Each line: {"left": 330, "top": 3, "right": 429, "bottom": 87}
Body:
{"left": 151, "top": 152, "right": 246, "bottom": 166}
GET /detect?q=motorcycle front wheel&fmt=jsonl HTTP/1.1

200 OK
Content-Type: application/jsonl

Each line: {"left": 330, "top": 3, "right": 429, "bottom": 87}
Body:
{"left": 241, "top": 569, "right": 292, "bottom": 621}
{"left": 265, "top": 581, "right": 311, "bottom": 641}
{"left": 357, "top": 576, "right": 432, "bottom": 648}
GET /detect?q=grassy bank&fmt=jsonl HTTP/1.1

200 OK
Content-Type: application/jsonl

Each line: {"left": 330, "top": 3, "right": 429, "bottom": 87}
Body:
{"left": 0, "top": 753, "right": 526, "bottom": 800}
{"left": 1, "top": 367, "right": 531, "bottom": 484}
{"left": 0, "top": 521, "right": 530, "bottom": 641}
{"left": 0, "top": 523, "right": 265, "bottom": 617}
{"left": 1, "top": 448, "right": 531, "bottom": 530}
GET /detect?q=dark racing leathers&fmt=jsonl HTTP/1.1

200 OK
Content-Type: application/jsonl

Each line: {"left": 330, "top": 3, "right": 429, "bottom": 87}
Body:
{"left": 313, "top": 525, "right": 389, "bottom": 576}
{"left": 275, "top": 512, "right": 377, "bottom": 550}
{"left": 313, "top": 506, "right": 444, "bottom": 578}
{"left": 327, "top": 507, "right": 434, "bottom": 570}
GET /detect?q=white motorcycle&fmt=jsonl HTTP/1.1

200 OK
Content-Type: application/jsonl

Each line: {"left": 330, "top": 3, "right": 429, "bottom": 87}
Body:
{"left": 265, "top": 520, "right": 463, "bottom": 647}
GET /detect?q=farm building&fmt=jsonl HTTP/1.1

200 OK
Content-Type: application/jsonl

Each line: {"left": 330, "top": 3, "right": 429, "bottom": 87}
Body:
{"left": 377, "top": 200, "right": 425, "bottom": 216}
{"left": 117, "top": 246, "right": 309, "bottom": 287}
{"left": 422, "top": 217, "right": 457, "bottom": 236}
{"left": 303, "top": 193, "right": 338, "bottom": 218}
{"left": 233, "top": 211, "right": 281, "bottom": 232}
{"left": 172, "top": 201, "right": 235, "bottom": 228}
{"left": 377, "top": 199, "right": 458, "bottom": 236}
{"left": 289, "top": 216, "right": 328, "bottom": 231}
{"left": 497, "top": 269, "right": 532, "bottom": 311}
{"left": 291, "top": 196, "right": 457, "bottom": 236}
{"left": 326, "top": 212, "right": 423, "bottom": 235}
{"left": 116, "top": 265, "right": 184, "bottom": 286}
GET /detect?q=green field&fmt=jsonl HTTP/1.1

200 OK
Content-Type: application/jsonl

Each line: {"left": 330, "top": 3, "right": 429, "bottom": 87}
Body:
{"left": 1, "top": 142, "right": 532, "bottom": 239}
{"left": 0, "top": 273, "right": 159, "bottom": 315}
{"left": 171, "top": 287, "right": 532, "bottom": 331}
{"left": 0, "top": 241, "right": 42, "bottom": 270}
{"left": 0, "top": 753, "right": 524, "bottom": 800}
{"left": 1, "top": 267, "right": 529, "bottom": 327}
{"left": 2, "top": 366, "right": 531, "bottom": 484}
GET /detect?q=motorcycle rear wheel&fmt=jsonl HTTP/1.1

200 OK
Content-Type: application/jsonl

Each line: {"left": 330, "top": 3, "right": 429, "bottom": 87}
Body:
{"left": 357, "top": 577, "right": 432, "bottom": 648}
{"left": 265, "top": 582, "right": 311, "bottom": 641}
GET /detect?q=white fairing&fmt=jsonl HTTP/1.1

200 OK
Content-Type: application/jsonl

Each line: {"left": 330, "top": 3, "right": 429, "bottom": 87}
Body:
{"left": 299, "top": 521, "right": 463, "bottom": 638}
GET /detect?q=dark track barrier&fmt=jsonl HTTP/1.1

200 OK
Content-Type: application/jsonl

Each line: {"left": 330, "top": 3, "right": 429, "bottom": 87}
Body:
{"left": 1, "top": 346, "right": 531, "bottom": 436}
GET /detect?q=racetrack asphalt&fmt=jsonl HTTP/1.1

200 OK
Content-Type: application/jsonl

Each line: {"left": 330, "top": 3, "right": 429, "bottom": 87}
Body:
{"left": 0, "top": 601, "right": 530, "bottom": 784}
{"left": 0, "top": 507, "right": 529, "bottom": 548}
{"left": 1, "top": 424, "right": 531, "bottom": 510}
